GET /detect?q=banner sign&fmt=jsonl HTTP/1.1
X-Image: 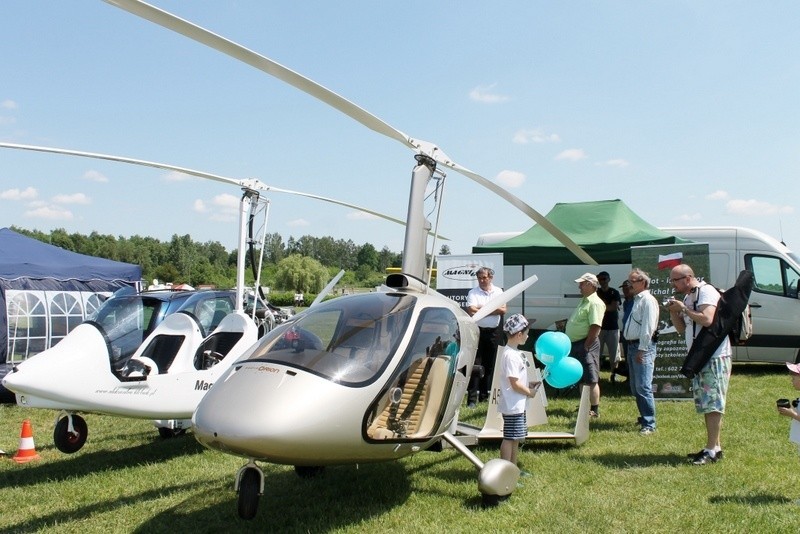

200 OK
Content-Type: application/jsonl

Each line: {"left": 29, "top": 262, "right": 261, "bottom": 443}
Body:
{"left": 631, "top": 243, "right": 710, "bottom": 400}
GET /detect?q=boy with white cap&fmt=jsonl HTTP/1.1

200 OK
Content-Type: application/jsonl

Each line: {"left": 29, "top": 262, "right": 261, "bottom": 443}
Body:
{"left": 498, "top": 314, "right": 540, "bottom": 468}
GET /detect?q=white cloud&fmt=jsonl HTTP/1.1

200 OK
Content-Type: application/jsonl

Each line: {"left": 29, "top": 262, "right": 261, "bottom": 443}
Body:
{"left": 595, "top": 159, "right": 629, "bottom": 168}
{"left": 555, "top": 148, "right": 587, "bottom": 161}
{"left": 676, "top": 213, "right": 702, "bottom": 222}
{"left": 706, "top": 190, "right": 729, "bottom": 201}
{"left": 83, "top": 170, "right": 109, "bottom": 183}
{"left": 512, "top": 129, "right": 561, "bottom": 144}
{"left": 0, "top": 116, "right": 15, "bottom": 126}
{"left": 347, "top": 211, "right": 379, "bottom": 220}
{"left": 1, "top": 186, "right": 38, "bottom": 201}
{"left": 53, "top": 193, "right": 90, "bottom": 205}
{"left": 1, "top": 99, "right": 17, "bottom": 110}
{"left": 211, "top": 193, "right": 239, "bottom": 209}
{"left": 164, "top": 171, "right": 192, "bottom": 182}
{"left": 287, "top": 218, "right": 310, "bottom": 227}
{"left": 725, "top": 198, "right": 794, "bottom": 216}
{"left": 193, "top": 199, "right": 207, "bottom": 213}
{"left": 469, "top": 84, "right": 510, "bottom": 104}
{"left": 24, "top": 205, "right": 73, "bottom": 220}
{"left": 495, "top": 170, "right": 526, "bottom": 188}
{"left": 204, "top": 193, "right": 240, "bottom": 222}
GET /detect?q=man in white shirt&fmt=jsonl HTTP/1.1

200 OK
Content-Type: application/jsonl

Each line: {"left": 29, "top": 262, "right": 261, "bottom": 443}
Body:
{"left": 465, "top": 267, "right": 506, "bottom": 407}
{"left": 622, "top": 268, "right": 660, "bottom": 435}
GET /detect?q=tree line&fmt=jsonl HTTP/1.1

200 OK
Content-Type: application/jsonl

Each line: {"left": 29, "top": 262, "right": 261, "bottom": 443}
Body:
{"left": 12, "top": 226, "right": 425, "bottom": 293}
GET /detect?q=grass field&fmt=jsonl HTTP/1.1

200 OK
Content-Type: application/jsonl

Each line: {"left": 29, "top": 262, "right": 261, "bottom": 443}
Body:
{"left": 1, "top": 364, "right": 800, "bottom": 533}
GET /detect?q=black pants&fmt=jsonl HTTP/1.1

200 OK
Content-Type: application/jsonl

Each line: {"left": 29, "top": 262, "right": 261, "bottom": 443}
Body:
{"left": 468, "top": 325, "right": 501, "bottom": 403}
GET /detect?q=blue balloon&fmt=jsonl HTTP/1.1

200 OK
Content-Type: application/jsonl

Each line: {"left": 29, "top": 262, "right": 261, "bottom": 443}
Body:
{"left": 543, "top": 356, "right": 583, "bottom": 389}
{"left": 534, "top": 331, "right": 572, "bottom": 365}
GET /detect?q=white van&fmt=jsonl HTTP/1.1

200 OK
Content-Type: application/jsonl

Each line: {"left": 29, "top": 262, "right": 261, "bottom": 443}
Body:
{"left": 475, "top": 226, "right": 800, "bottom": 364}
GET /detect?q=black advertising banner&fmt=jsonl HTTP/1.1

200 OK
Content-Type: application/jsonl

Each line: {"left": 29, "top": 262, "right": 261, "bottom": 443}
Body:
{"left": 631, "top": 243, "right": 710, "bottom": 400}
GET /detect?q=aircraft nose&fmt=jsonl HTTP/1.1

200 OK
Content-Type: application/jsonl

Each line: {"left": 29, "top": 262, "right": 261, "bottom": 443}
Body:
{"left": 192, "top": 363, "right": 358, "bottom": 462}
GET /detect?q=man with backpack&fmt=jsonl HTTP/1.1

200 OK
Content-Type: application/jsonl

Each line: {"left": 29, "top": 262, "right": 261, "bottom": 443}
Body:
{"left": 665, "top": 264, "right": 732, "bottom": 465}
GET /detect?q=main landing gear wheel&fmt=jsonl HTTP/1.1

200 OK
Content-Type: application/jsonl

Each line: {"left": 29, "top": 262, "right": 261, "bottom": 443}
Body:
{"left": 157, "top": 427, "right": 187, "bottom": 439}
{"left": 237, "top": 467, "right": 261, "bottom": 520}
{"left": 294, "top": 465, "right": 325, "bottom": 479}
{"left": 54, "top": 414, "right": 88, "bottom": 454}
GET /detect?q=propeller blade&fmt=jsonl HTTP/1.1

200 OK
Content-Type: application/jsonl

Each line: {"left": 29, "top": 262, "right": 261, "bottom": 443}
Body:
{"left": 102, "top": 0, "right": 594, "bottom": 264}
{"left": 471, "top": 274, "right": 538, "bottom": 324}
{"left": 0, "top": 142, "right": 433, "bottom": 233}
{"left": 309, "top": 269, "right": 345, "bottom": 308}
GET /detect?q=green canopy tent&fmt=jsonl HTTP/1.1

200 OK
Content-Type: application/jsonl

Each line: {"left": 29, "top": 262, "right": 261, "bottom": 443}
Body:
{"left": 473, "top": 199, "right": 690, "bottom": 265}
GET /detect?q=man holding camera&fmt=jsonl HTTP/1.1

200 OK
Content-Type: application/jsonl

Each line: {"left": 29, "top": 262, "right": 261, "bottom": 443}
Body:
{"left": 665, "top": 263, "right": 732, "bottom": 465}
{"left": 622, "top": 268, "right": 660, "bottom": 435}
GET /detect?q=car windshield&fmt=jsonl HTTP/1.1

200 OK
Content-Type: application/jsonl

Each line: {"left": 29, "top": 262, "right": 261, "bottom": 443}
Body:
{"left": 242, "top": 292, "right": 416, "bottom": 386}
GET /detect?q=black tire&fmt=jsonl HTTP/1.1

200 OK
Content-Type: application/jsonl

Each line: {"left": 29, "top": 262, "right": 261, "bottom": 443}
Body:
{"left": 157, "top": 427, "right": 187, "bottom": 439}
{"left": 54, "top": 415, "right": 88, "bottom": 454}
{"left": 294, "top": 465, "right": 325, "bottom": 479}
{"left": 237, "top": 468, "right": 261, "bottom": 520}
{"left": 481, "top": 493, "right": 507, "bottom": 508}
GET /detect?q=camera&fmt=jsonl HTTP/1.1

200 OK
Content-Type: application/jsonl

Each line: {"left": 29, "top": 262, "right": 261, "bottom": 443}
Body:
{"left": 662, "top": 297, "right": 674, "bottom": 306}
{"left": 776, "top": 398, "right": 800, "bottom": 408}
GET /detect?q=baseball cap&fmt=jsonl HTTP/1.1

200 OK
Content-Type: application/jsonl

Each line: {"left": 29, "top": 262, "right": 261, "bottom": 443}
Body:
{"left": 575, "top": 273, "right": 598, "bottom": 285}
{"left": 786, "top": 362, "right": 800, "bottom": 375}
{"left": 619, "top": 280, "right": 631, "bottom": 288}
{"left": 503, "top": 314, "right": 529, "bottom": 335}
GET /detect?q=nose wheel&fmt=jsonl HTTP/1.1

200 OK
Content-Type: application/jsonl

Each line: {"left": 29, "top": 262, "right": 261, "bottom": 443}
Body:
{"left": 54, "top": 413, "right": 88, "bottom": 454}
{"left": 236, "top": 462, "right": 264, "bottom": 520}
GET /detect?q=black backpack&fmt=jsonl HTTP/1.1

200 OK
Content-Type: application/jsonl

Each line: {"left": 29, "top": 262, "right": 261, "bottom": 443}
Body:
{"left": 680, "top": 270, "right": 754, "bottom": 379}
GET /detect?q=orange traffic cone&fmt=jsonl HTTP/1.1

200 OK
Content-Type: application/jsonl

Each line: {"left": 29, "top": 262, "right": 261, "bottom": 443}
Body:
{"left": 12, "top": 419, "right": 41, "bottom": 463}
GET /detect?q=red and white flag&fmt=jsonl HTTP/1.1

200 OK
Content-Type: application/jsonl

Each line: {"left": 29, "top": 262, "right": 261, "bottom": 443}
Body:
{"left": 657, "top": 252, "right": 683, "bottom": 270}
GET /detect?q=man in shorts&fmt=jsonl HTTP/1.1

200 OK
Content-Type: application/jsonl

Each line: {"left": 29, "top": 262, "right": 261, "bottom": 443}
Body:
{"left": 666, "top": 264, "right": 732, "bottom": 465}
{"left": 565, "top": 273, "right": 605, "bottom": 418}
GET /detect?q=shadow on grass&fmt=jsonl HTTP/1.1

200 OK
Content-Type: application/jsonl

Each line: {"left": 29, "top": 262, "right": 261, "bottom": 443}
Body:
{"left": 589, "top": 452, "right": 695, "bottom": 468}
{"left": 3, "top": 478, "right": 221, "bottom": 533}
{"left": 133, "top": 462, "right": 413, "bottom": 533}
{"left": 708, "top": 492, "right": 792, "bottom": 505}
{"left": 0, "top": 432, "right": 204, "bottom": 488}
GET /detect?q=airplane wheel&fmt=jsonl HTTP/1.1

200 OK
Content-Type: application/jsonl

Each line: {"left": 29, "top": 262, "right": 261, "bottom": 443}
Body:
{"left": 294, "top": 465, "right": 325, "bottom": 479}
{"left": 54, "top": 415, "right": 88, "bottom": 454}
{"left": 157, "top": 427, "right": 187, "bottom": 439}
{"left": 237, "top": 467, "right": 261, "bottom": 520}
{"left": 481, "top": 493, "right": 507, "bottom": 508}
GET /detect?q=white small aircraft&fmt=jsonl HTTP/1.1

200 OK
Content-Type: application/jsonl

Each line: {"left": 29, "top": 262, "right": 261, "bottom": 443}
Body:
{"left": 0, "top": 142, "right": 411, "bottom": 453}
{"left": 96, "top": 0, "right": 598, "bottom": 518}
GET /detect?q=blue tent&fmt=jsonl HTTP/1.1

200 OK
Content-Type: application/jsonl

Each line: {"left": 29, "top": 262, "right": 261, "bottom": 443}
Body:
{"left": 0, "top": 227, "right": 142, "bottom": 366}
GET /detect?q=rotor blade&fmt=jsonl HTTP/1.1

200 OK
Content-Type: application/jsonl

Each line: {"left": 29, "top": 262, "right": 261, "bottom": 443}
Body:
{"left": 103, "top": 0, "right": 414, "bottom": 150}
{"left": 102, "top": 0, "right": 593, "bottom": 264}
{"left": 471, "top": 274, "right": 539, "bottom": 324}
{"left": 309, "top": 269, "right": 345, "bottom": 309}
{"left": 0, "top": 142, "right": 437, "bottom": 234}
{"left": 0, "top": 141, "right": 240, "bottom": 188}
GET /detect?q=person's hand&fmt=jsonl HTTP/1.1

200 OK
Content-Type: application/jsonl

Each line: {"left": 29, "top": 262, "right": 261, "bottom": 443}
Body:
{"left": 777, "top": 406, "right": 797, "bottom": 419}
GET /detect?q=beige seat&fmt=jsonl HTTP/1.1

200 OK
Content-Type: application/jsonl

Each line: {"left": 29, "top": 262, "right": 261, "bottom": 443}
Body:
{"left": 368, "top": 355, "right": 450, "bottom": 440}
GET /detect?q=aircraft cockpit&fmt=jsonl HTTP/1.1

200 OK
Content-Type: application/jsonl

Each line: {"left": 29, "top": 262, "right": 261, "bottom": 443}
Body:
{"left": 241, "top": 292, "right": 416, "bottom": 386}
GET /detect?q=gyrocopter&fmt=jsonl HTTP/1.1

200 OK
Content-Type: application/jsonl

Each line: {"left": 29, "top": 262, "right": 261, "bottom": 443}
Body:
{"left": 0, "top": 141, "right": 413, "bottom": 453}
{"left": 90, "top": 0, "right": 599, "bottom": 518}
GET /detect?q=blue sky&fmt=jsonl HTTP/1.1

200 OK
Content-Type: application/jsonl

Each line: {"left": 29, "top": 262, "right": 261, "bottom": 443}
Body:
{"left": 2, "top": 1, "right": 798, "bottom": 260}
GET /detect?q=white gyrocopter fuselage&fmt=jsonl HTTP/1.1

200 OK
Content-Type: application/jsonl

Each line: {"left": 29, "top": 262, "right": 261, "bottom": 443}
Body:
{"left": 193, "top": 278, "right": 475, "bottom": 464}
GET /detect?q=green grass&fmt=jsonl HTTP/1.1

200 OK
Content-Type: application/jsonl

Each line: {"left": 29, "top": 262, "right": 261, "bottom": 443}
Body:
{"left": 2, "top": 364, "right": 800, "bottom": 533}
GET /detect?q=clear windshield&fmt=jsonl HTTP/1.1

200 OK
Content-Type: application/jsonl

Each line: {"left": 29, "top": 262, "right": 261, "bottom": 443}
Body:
{"left": 92, "top": 297, "right": 161, "bottom": 367}
{"left": 243, "top": 293, "right": 416, "bottom": 386}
